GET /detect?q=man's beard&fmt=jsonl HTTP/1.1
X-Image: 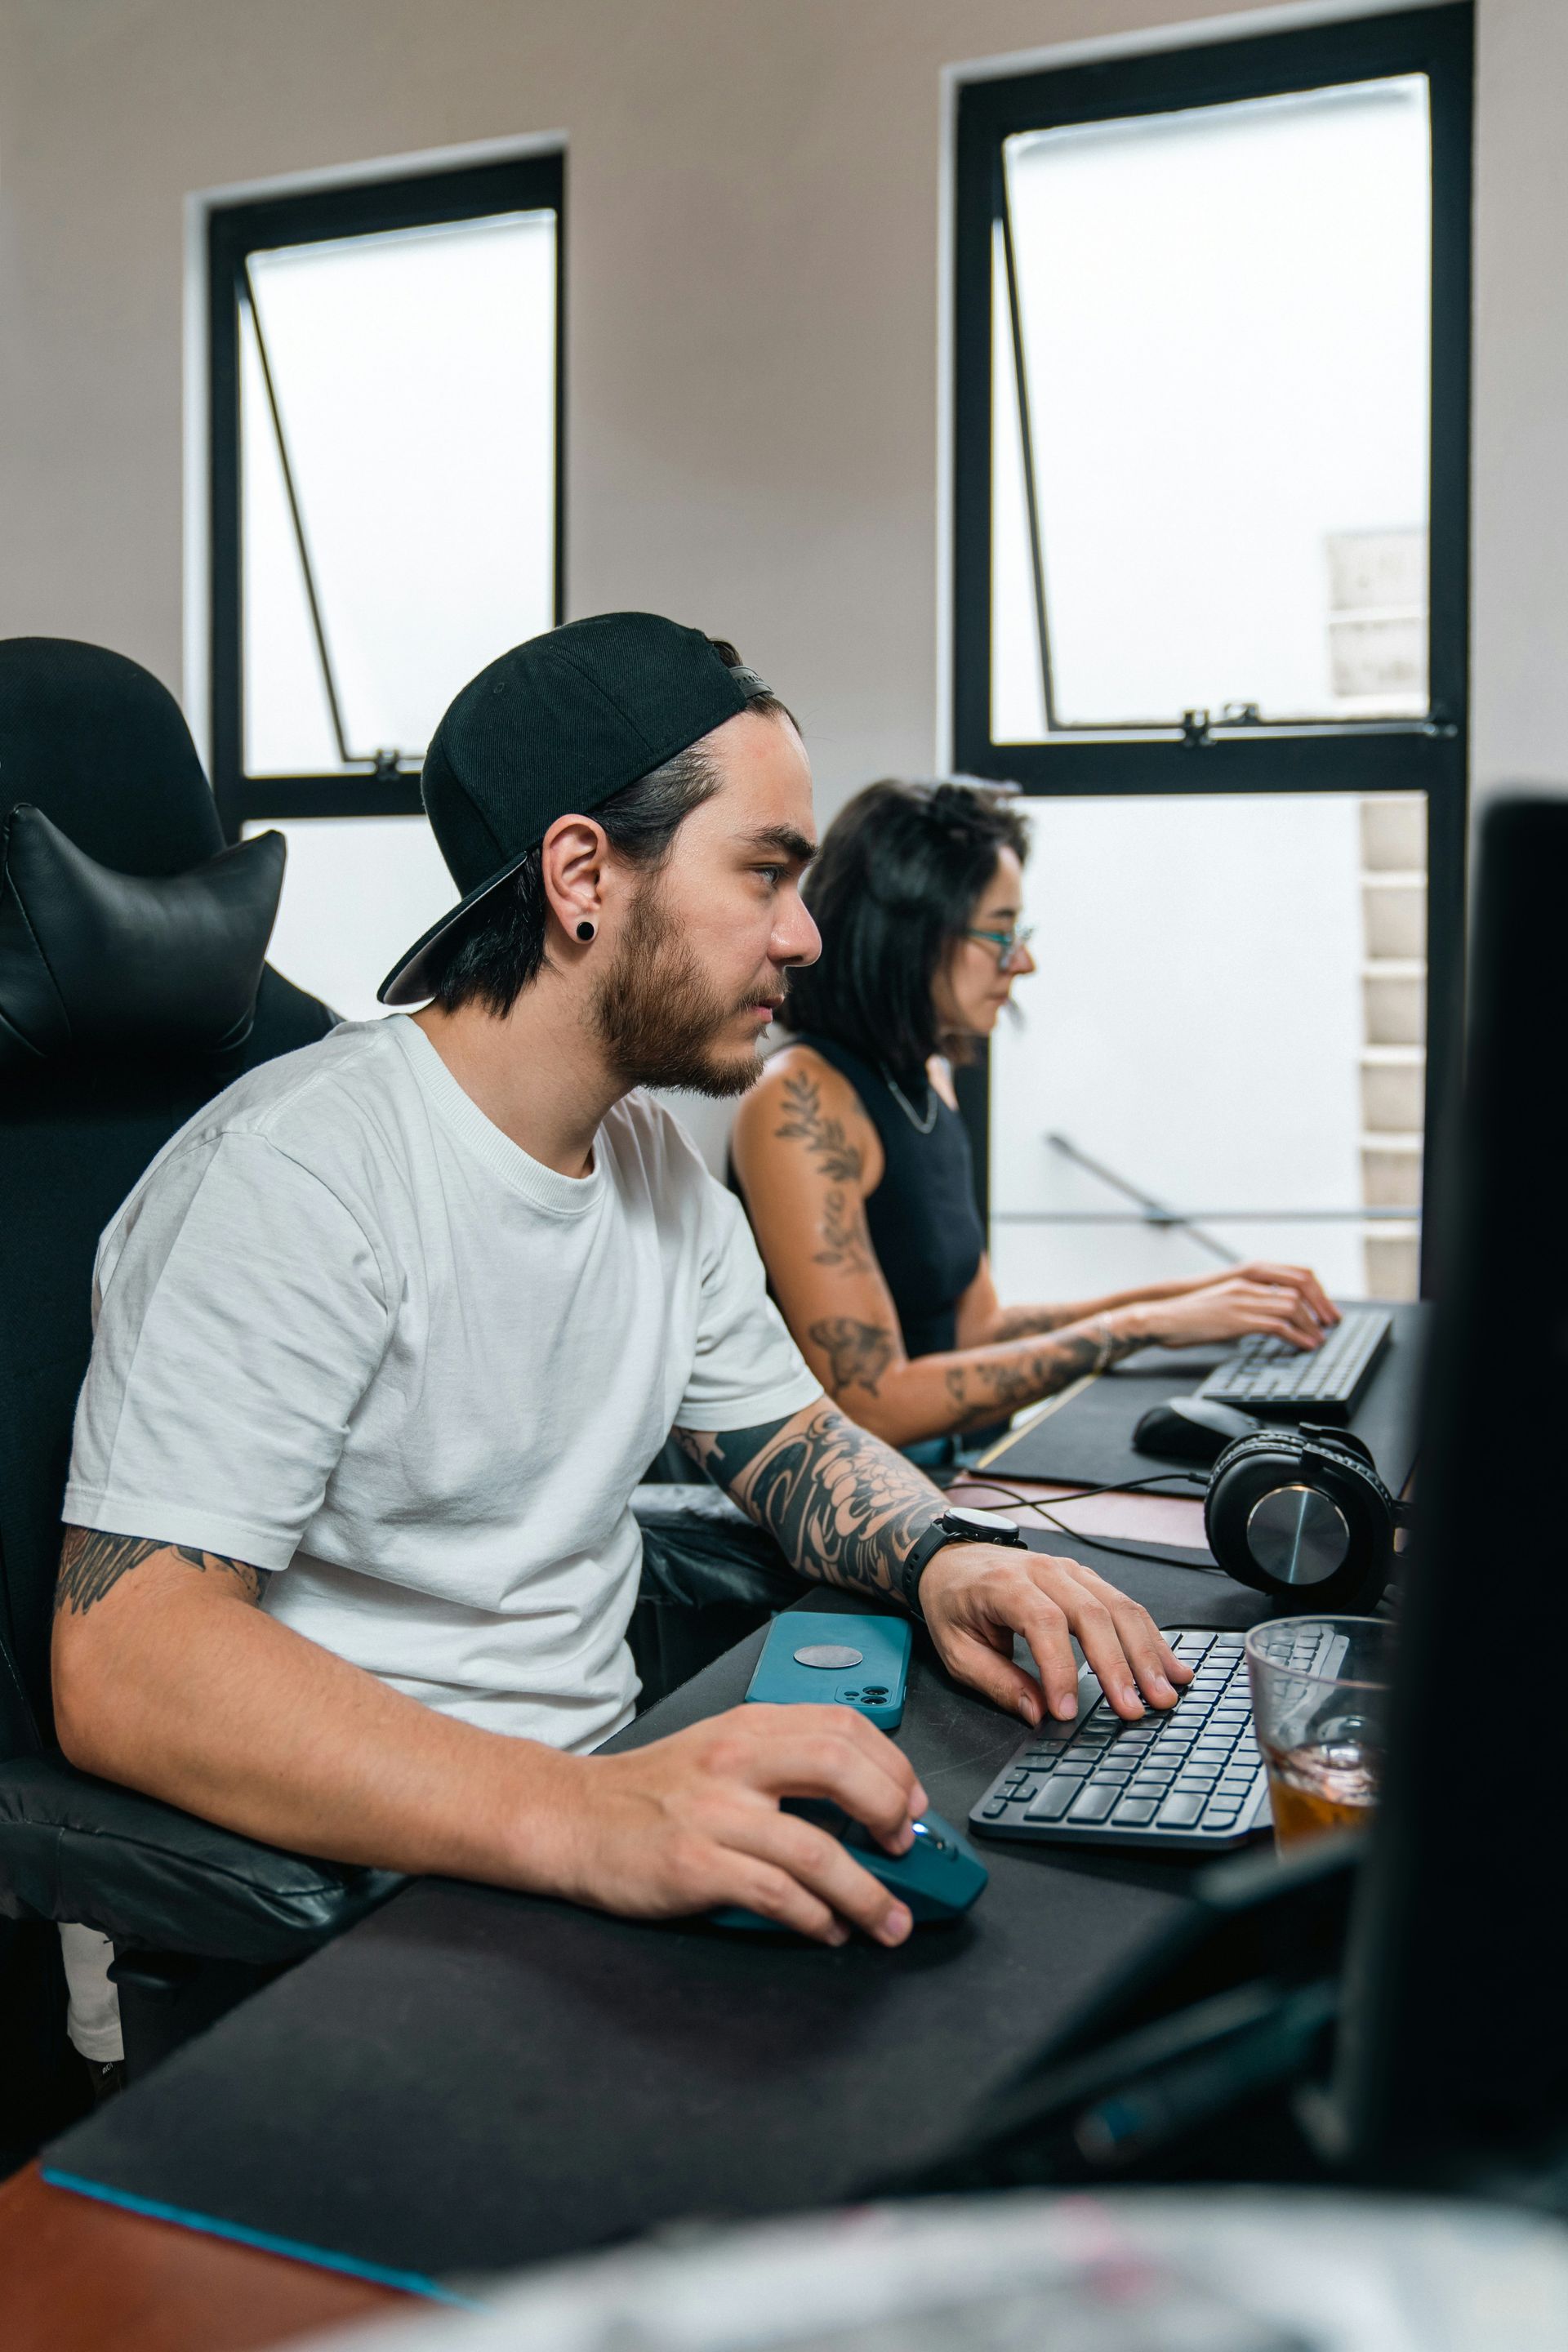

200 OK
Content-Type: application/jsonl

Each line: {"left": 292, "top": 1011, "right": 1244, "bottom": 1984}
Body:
{"left": 591, "top": 876, "right": 782, "bottom": 1099}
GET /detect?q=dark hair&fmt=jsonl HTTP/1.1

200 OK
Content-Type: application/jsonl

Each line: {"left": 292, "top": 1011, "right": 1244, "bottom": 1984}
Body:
{"left": 787, "top": 778, "right": 1030, "bottom": 1072}
{"left": 430, "top": 640, "right": 795, "bottom": 1016}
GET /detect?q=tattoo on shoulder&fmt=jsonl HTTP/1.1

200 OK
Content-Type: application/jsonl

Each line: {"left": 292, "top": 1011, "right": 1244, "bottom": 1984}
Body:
{"left": 813, "top": 1188, "right": 874, "bottom": 1275}
{"left": 808, "top": 1316, "right": 895, "bottom": 1396}
{"left": 674, "top": 1403, "right": 939, "bottom": 1601}
{"left": 773, "top": 1070, "right": 863, "bottom": 1185}
{"left": 56, "top": 1528, "right": 269, "bottom": 1618}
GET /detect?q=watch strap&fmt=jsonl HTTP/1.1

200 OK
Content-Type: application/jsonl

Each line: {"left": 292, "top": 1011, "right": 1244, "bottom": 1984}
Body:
{"left": 898, "top": 1510, "right": 1027, "bottom": 1616}
{"left": 897, "top": 1519, "right": 957, "bottom": 1615}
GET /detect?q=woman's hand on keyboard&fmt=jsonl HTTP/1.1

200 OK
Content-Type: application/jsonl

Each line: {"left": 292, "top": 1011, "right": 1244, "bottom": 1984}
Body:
{"left": 1223, "top": 1261, "right": 1339, "bottom": 1325}
{"left": 1116, "top": 1271, "right": 1330, "bottom": 1354}
{"left": 917, "top": 1544, "right": 1194, "bottom": 1726}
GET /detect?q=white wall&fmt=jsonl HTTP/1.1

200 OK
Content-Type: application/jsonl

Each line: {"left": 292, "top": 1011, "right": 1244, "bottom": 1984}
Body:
{"left": 1470, "top": 0, "right": 1568, "bottom": 798}
{"left": 989, "top": 791, "right": 1371, "bottom": 1301}
{"left": 2, "top": 0, "right": 1561, "bottom": 810}
{"left": 0, "top": 0, "right": 1561, "bottom": 1099}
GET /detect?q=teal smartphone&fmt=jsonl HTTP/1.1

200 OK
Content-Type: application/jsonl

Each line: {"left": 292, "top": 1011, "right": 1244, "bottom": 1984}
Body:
{"left": 744, "top": 1611, "right": 911, "bottom": 1732}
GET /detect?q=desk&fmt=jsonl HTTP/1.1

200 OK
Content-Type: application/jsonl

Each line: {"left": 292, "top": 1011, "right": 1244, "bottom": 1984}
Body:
{"left": 0, "top": 2158, "right": 403, "bottom": 2350}
{"left": 5, "top": 1484, "right": 1250, "bottom": 2351}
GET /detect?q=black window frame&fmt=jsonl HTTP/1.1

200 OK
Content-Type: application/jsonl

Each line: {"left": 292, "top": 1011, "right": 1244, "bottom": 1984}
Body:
{"left": 952, "top": 6, "right": 1472, "bottom": 1291}
{"left": 207, "top": 151, "right": 565, "bottom": 838}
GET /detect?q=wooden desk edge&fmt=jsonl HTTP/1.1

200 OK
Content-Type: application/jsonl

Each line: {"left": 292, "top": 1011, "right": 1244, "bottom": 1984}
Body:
{"left": 0, "top": 2161, "right": 412, "bottom": 2352}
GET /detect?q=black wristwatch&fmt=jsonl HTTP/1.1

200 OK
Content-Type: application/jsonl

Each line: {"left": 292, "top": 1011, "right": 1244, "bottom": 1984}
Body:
{"left": 898, "top": 1506, "right": 1027, "bottom": 1616}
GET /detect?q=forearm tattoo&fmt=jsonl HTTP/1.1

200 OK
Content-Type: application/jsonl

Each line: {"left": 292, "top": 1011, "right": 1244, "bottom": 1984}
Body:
{"left": 56, "top": 1528, "right": 269, "bottom": 1618}
{"left": 941, "top": 1323, "right": 1143, "bottom": 1432}
{"left": 675, "top": 1402, "right": 940, "bottom": 1600}
{"left": 773, "top": 1070, "right": 862, "bottom": 1183}
{"left": 987, "top": 1302, "right": 1076, "bottom": 1343}
{"left": 808, "top": 1315, "right": 895, "bottom": 1396}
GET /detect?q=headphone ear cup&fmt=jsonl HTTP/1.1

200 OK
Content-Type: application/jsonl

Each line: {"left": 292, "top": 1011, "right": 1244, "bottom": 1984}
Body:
{"left": 1204, "top": 1429, "right": 1396, "bottom": 1613}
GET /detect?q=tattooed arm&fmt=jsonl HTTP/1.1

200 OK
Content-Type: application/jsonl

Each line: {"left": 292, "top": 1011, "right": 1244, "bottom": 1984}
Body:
{"left": 51, "top": 1525, "right": 582, "bottom": 1874}
{"left": 953, "top": 1255, "right": 1339, "bottom": 1352}
{"left": 731, "top": 1049, "right": 1330, "bottom": 1446}
{"left": 729, "top": 1049, "right": 1144, "bottom": 1444}
{"left": 49, "top": 1525, "right": 929, "bottom": 1946}
{"left": 676, "top": 1403, "right": 1190, "bottom": 1725}
{"left": 677, "top": 1398, "right": 942, "bottom": 1604}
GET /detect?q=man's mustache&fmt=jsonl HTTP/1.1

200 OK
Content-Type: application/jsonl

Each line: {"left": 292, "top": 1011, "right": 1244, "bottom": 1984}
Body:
{"left": 737, "top": 972, "right": 790, "bottom": 1018}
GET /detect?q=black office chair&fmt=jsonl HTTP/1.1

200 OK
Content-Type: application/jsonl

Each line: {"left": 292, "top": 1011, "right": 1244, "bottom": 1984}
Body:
{"left": 0, "top": 639, "right": 400, "bottom": 2154}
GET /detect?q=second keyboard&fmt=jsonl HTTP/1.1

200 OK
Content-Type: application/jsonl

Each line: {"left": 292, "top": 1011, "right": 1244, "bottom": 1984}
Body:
{"left": 1196, "top": 1306, "right": 1392, "bottom": 1419}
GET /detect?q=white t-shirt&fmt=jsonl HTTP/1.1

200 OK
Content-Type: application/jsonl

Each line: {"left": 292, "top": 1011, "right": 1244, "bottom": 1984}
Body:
{"left": 64, "top": 1016, "right": 821, "bottom": 1753}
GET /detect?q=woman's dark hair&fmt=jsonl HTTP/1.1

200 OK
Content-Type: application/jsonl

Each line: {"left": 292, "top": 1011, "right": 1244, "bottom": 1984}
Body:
{"left": 430, "top": 640, "right": 794, "bottom": 1016}
{"left": 787, "top": 779, "right": 1030, "bottom": 1073}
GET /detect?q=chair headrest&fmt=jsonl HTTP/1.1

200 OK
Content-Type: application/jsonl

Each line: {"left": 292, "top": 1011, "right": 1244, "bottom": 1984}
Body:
{"left": 0, "top": 638, "right": 224, "bottom": 877}
{"left": 0, "top": 805, "right": 285, "bottom": 1070}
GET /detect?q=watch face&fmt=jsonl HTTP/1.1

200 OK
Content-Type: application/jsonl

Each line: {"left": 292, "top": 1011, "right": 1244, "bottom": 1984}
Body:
{"left": 946, "top": 1506, "right": 1022, "bottom": 1541}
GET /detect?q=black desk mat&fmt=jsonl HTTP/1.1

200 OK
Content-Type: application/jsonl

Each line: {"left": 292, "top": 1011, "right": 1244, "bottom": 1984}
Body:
{"left": 981, "top": 1301, "right": 1429, "bottom": 1498}
{"left": 45, "top": 1552, "right": 1267, "bottom": 2288}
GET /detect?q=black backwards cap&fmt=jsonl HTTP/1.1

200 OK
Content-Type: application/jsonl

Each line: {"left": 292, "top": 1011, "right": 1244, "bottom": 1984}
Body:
{"left": 378, "top": 612, "right": 775, "bottom": 1006}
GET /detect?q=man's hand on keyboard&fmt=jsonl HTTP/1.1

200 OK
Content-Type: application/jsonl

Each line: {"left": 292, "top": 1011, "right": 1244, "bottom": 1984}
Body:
{"left": 1116, "top": 1270, "right": 1330, "bottom": 1355}
{"left": 916, "top": 1544, "right": 1194, "bottom": 1727}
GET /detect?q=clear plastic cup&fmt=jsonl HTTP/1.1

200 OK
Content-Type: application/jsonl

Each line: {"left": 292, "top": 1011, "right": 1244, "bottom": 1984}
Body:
{"left": 1243, "top": 1615, "right": 1394, "bottom": 1851}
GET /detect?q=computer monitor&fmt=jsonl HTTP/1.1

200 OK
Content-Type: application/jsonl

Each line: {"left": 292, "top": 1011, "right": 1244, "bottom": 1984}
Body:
{"left": 1334, "top": 795, "right": 1568, "bottom": 2177}
{"left": 880, "top": 818, "right": 1568, "bottom": 2201}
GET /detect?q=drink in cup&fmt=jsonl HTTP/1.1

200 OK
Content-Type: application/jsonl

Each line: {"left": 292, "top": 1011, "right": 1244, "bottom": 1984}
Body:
{"left": 1243, "top": 1616, "right": 1394, "bottom": 1851}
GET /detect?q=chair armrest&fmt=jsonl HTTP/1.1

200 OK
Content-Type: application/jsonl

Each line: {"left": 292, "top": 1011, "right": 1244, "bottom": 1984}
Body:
{"left": 0, "top": 1752, "right": 403, "bottom": 1964}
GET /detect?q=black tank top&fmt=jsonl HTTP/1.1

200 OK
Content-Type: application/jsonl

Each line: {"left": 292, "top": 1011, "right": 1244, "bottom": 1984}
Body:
{"left": 783, "top": 1034, "right": 985, "bottom": 1360}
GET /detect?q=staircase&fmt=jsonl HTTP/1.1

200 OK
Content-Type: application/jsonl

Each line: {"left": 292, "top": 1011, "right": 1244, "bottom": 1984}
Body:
{"left": 1359, "top": 796, "right": 1425, "bottom": 1298}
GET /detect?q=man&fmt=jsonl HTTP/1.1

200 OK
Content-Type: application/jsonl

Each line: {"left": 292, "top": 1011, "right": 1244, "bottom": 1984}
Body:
{"left": 53, "top": 614, "right": 1187, "bottom": 2012}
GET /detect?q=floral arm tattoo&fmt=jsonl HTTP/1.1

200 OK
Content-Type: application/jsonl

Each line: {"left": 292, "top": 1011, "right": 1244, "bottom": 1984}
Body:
{"left": 773, "top": 1070, "right": 863, "bottom": 1184}
{"left": 939, "top": 1323, "right": 1142, "bottom": 1432}
{"left": 55, "top": 1527, "right": 270, "bottom": 1617}
{"left": 812, "top": 1188, "right": 874, "bottom": 1275}
{"left": 675, "top": 1402, "right": 941, "bottom": 1601}
{"left": 985, "top": 1303, "right": 1079, "bottom": 1343}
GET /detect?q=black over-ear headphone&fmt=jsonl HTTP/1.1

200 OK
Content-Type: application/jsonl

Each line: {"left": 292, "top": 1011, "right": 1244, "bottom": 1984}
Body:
{"left": 1202, "top": 1423, "right": 1398, "bottom": 1612}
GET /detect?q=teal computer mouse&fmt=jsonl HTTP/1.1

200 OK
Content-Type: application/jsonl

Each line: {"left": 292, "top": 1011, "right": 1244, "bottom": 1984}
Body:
{"left": 710, "top": 1800, "right": 988, "bottom": 1934}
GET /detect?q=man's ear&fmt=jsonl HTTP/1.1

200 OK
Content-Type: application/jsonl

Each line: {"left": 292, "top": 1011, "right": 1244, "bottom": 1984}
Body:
{"left": 540, "top": 815, "right": 608, "bottom": 946}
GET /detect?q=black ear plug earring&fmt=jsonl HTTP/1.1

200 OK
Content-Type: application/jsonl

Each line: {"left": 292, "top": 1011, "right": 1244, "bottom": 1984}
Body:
{"left": 576, "top": 920, "right": 596, "bottom": 942}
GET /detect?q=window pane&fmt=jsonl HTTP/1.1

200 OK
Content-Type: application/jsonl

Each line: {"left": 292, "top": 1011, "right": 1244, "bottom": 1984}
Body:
{"left": 247, "top": 816, "right": 457, "bottom": 1022}
{"left": 240, "top": 301, "right": 341, "bottom": 774}
{"left": 998, "top": 77, "right": 1431, "bottom": 733}
{"left": 243, "top": 209, "right": 556, "bottom": 775}
{"left": 990, "top": 223, "right": 1048, "bottom": 743}
{"left": 988, "top": 791, "right": 1426, "bottom": 1303}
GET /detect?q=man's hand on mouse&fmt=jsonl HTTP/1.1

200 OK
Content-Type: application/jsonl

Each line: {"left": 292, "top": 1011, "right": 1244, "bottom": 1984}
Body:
{"left": 556, "top": 1704, "right": 924, "bottom": 1948}
{"left": 532, "top": 1550, "right": 1186, "bottom": 1948}
{"left": 915, "top": 1544, "right": 1193, "bottom": 1728}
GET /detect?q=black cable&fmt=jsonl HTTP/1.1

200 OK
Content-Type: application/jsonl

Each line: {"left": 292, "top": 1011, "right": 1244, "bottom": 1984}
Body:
{"left": 954, "top": 1472, "right": 1231, "bottom": 1576}
{"left": 935, "top": 1463, "right": 1208, "bottom": 1503}
{"left": 980, "top": 1468, "right": 1209, "bottom": 1503}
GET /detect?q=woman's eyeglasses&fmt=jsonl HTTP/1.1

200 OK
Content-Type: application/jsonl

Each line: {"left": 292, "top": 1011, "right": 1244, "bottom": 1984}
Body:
{"left": 963, "top": 922, "right": 1035, "bottom": 969}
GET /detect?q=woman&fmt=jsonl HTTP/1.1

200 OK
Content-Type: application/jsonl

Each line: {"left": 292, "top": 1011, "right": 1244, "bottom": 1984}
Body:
{"left": 730, "top": 779, "right": 1336, "bottom": 1459}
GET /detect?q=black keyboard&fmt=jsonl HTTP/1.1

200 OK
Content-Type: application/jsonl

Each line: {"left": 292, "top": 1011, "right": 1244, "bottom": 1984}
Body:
{"left": 970, "top": 1628, "right": 1291, "bottom": 1854}
{"left": 1196, "top": 1306, "right": 1392, "bottom": 1419}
